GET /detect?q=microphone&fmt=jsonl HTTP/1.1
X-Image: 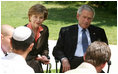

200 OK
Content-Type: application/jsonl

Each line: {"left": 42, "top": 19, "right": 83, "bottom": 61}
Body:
{"left": 107, "top": 60, "right": 111, "bottom": 73}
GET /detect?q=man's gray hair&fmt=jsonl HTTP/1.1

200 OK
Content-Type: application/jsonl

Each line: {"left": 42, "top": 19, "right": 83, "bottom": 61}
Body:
{"left": 77, "top": 5, "right": 95, "bottom": 18}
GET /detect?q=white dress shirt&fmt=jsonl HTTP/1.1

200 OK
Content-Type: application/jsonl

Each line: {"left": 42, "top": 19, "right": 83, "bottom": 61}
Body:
{"left": 0, "top": 53, "right": 34, "bottom": 73}
{"left": 74, "top": 25, "right": 91, "bottom": 57}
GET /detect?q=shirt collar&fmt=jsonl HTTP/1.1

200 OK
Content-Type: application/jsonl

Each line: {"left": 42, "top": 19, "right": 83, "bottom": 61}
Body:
{"left": 78, "top": 24, "right": 89, "bottom": 32}
{"left": 78, "top": 24, "right": 83, "bottom": 32}
{"left": 78, "top": 62, "right": 97, "bottom": 73}
{"left": 27, "top": 22, "right": 44, "bottom": 42}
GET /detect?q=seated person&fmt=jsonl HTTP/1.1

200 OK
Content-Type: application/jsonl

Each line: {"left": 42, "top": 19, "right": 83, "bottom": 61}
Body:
{"left": 0, "top": 26, "right": 35, "bottom": 73}
{"left": 52, "top": 5, "right": 108, "bottom": 73}
{"left": 65, "top": 41, "right": 111, "bottom": 73}
{"left": 1, "top": 24, "right": 14, "bottom": 57}
{"left": 25, "top": 4, "right": 49, "bottom": 73}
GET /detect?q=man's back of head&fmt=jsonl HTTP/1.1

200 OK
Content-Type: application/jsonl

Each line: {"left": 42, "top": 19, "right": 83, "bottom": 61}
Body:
{"left": 85, "top": 41, "right": 111, "bottom": 72}
{"left": 11, "top": 26, "right": 34, "bottom": 55}
{"left": 1, "top": 24, "right": 14, "bottom": 54}
{"left": 0, "top": 26, "right": 35, "bottom": 73}
{"left": 1, "top": 24, "right": 14, "bottom": 36}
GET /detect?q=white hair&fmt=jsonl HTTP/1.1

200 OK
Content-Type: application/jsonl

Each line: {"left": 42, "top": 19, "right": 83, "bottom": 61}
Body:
{"left": 77, "top": 5, "right": 95, "bottom": 18}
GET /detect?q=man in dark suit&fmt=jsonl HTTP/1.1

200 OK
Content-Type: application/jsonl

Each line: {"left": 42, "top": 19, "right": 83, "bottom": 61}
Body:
{"left": 52, "top": 5, "right": 108, "bottom": 73}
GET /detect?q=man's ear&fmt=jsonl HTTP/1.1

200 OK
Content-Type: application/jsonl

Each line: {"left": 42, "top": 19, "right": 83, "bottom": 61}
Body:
{"left": 76, "top": 12, "right": 79, "bottom": 20}
{"left": 9, "top": 40, "right": 13, "bottom": 52}
{"left": 1, "top": 34, "right": 4, "bottom": 39}
{"left": 101, "top": 62, "right": 107, "bottom": 69}
{"left": 28, "top": 43, "right": 34, "bottom": 51}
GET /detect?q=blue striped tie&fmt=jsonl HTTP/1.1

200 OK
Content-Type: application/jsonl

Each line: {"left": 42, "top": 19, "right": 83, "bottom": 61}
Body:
{"left": 82, "top": 29, "right": 88, "bottom": 53}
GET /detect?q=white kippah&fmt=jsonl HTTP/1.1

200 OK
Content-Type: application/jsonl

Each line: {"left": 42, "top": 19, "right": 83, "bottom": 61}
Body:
{"left": 13, "top": 26, "right": 31, "bottom": 41}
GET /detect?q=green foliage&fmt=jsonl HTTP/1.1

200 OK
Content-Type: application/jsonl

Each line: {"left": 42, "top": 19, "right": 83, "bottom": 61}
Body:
{"left": 87, "top": 1, "right": 117, "bottom": 14}
{"left": 44, "top": 1, "right": 84, "bottom": 5}
{"left": 1, "top": 1, "right": 117, "bottom": 45}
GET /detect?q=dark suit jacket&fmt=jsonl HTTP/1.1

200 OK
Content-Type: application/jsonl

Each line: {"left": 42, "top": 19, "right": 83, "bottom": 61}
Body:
{"left": 53, "top": 24, "right": 108, "bottom": 61}
{"left": 25, "top": 24, "right": 49, "bottom": 57}
{"left": 25, "top": 24, "right": 49, "bottom": 73}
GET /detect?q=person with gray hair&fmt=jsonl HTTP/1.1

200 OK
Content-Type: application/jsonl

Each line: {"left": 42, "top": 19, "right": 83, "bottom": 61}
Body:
{"left": 53, "top": 4, "right": 108, "bottom": 73}
{"left": 77, "top": 5, "right": 95, "bottom": 18}
{"left": 0, "top": 26, "right": 35, "bottom": 73}
{"left": 65, "top": 41, "right": 111, "bottom": 73}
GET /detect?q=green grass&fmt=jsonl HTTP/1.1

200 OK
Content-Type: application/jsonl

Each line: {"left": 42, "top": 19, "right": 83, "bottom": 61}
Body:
{"left": 1, "top": 1, "right": 117, "bottom": 45}
{"left": 44, "top": 69, "right": 59, "bottom": 73}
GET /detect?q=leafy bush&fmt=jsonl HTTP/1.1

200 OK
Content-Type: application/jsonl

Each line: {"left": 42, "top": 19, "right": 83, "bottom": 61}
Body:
{"left": 87, "top": 1, "right": 117, "bottom": 14}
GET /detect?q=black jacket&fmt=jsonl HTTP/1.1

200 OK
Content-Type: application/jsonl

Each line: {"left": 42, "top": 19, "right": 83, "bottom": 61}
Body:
{"left": 53, "top": 24, "right": 108, "bottom": 61}
{"left": 25, "top": 24, "right": 49, "bottom": 73}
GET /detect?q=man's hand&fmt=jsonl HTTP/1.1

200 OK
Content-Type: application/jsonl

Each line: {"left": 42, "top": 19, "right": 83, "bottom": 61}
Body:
{"left": 62, "top": 58, "right": 70, "bottom": 72}
{"left": 36, "top": 55, "right": 50, "bottom": 64}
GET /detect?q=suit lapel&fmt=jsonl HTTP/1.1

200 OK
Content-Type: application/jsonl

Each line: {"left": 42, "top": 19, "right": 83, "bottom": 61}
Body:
{"left": 70, "top": 25, "right": 78, "bottom": 56}
{"left": 88, "top": 25, "right": 96, "bottom": 42}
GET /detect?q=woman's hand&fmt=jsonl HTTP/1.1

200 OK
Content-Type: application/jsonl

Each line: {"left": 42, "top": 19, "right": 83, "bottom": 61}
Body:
{"left": 36, "top": 55, "right": 50, "bottom": 64}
